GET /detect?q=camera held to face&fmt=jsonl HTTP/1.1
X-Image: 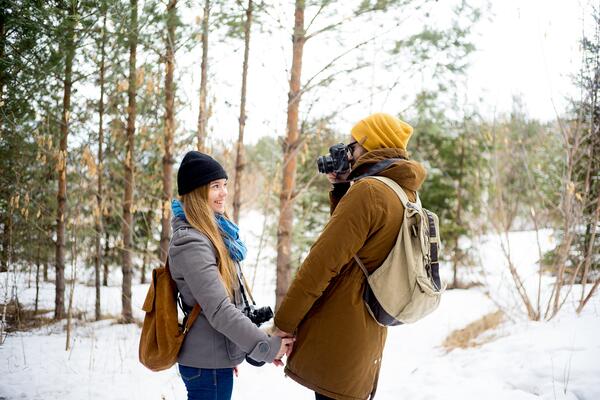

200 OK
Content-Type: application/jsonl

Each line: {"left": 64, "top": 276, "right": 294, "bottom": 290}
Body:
{"left": 317, "top": 143, "right": 351, "bottom": 174}
{"left": 243, "top": 305, "right": 273, "bottom": 327}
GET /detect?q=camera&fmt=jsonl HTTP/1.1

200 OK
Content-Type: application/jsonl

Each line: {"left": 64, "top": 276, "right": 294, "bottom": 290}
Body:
{"left": 317, "top": 143, "right": 351, "bottom": 174}
{"left": 243, "top": 305, "right": 273, "bottom": 327}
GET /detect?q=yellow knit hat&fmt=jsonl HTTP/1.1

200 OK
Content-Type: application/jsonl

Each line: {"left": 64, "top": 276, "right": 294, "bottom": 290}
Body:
{"left": 350, "top": 113, "right": 413, "bottom": 151}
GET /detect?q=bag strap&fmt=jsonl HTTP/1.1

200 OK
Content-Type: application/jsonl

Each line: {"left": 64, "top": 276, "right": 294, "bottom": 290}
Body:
{"left": 237, "top": 263, "right": 256, "bottom": 308}
{"left": 352, "top": 176, "right": 421, "bottom": 278}
{"left": 367, "top": 176, "right": 422, "bottom": 209}
{"left": 349, "top": 158, "right": 406, "bottom": 182}
{"left": 165, "top": 258, "right": 201, "bottom": 335}
{"left": 353, "top": 255, "right": 369, "bottom": 277}
{"left": 424, "top": 210, "right": 441, "bottom": 290}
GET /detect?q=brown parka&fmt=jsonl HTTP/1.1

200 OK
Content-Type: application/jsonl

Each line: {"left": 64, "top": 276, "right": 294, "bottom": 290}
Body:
{"left": 274, "top": 148, "right": 427, "bottom": 400}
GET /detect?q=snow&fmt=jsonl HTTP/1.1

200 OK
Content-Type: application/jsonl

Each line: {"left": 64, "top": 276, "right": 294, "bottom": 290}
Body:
{"left": 1, "top": 214, "right": 599, "bottom": 399}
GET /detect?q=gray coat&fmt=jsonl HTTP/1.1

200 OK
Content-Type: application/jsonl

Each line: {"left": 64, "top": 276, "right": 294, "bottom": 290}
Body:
{"left": 169, "top": 217, "right": 281, "bottom": 368}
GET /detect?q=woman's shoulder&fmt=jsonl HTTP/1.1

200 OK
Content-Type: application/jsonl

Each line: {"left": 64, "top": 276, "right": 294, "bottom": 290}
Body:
{"left": 171, "top": 218, "right": 214, "bottom": 249}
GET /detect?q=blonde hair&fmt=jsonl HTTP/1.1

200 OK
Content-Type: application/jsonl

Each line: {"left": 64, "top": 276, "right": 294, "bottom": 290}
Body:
{"left": 181, "top": 185, "right": 236, "bottom": 297}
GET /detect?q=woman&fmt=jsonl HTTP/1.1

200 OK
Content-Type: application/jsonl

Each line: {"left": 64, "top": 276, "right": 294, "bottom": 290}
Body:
{"left": 169, "top": 151, "right": 292, "bottom": 400}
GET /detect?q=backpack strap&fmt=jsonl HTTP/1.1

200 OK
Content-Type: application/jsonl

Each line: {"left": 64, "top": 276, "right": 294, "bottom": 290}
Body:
{"left": 349, "top": 158, "right": 406, "bottom": 182}
{"left": 424, "top": 210, "right": 441, "bottom": 290}
{"left": 165, "top": 258, "right": 201, "bottom": 335}
{"left": 368, "top": 176, "right": 422, "bottom": 209}
{"left": 353, "top": 176, "right": 418, "bottom": 277}
{"left": 371, "top": 176, "right": 442, "bottom": 290}
{"left": 353, "top": 255, "right": 369, "bottom": 277}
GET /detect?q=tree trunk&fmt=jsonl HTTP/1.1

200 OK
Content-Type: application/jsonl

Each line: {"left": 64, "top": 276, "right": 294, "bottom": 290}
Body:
{"left": 28, "top": 263, "right": 32, "bottom": 289}
{"left": 0, "top": 5, "right": 5, "bottom": 166}
{"left": 0, "top": 15, "right": 6, "bottom": 273}
{"left": 276, "top": 0, "right": 305, "bottom": 310}
{"left": 196, "top": 0, "right": 210, "bottom": 151}
{"left": 141, "top": 231, "right": 150, "bottom": 284}
{"left": 55, "top": 3, "right": 77, "bottom": 320}
{"left": 103, "top": 230, "right": 109, "bottom": 286}
{"left": 1, "top": 214, "right": 9, "bottom": 273}
{"left": 94, "top": 5, "right": 108, "bottom": 322}
{"left": 65, "top": 224, "right": 78, "bottom": 351}
{"left": 452, "top": 137, "right": 465, "bottom": 288}
{"left": 35, "top": 260, "right": 40, "bottom": 314}
{"left": 232, "top": 0, "right": 253, "bottom": 224}
{"left": 160, "top": 0, "right": 177, "bottom": 263}
{"left": 121, "top": 0, "right": 138, "bottom": 324}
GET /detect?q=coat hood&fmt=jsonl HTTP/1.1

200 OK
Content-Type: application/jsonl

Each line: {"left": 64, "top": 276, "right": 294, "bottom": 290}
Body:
{"left": 348, "top": 148, "right": 427, "bottom": 192}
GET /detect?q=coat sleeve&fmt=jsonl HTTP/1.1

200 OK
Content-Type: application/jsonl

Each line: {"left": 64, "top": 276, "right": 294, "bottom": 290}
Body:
{"left": 274, "top": 180, "right": 382, "bottom": 333}
{"left": 329, "top": 182, "right": 351, "bottom": 214}
{"left": 170, "top": 230, "right": 281, "bottom": 362}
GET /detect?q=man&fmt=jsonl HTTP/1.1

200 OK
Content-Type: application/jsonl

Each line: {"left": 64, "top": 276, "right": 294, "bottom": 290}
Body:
{"left": 274, "top": 113, "right": 427, "bottom": 400}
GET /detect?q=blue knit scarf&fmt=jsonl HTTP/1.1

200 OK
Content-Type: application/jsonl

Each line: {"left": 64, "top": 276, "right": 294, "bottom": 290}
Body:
{"left": 171, "top": 199, "right": 247, "bottom": 262}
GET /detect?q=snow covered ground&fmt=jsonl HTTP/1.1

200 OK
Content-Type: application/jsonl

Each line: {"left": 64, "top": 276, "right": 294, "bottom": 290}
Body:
{"left": 1, "top": 212, "right": 599, "bottom": 399}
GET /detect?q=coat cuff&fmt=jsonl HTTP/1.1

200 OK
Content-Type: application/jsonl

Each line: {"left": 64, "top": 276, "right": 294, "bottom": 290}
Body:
{"left": 273, "top": 314, "right": 296, "bottom": 335}
{"left": 247, "top": 335, "right": 282, "bottom": 363}
{"left": 331, "top": 182, "right": 350, "bottom": 198}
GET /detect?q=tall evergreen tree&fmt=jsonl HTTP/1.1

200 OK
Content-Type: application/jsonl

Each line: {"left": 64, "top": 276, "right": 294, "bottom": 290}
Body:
{"left": 160, "top": 0, "right": 178, "bottom": 263}
{"left": 232, "top": 0, "right": 253, "bottom": 224}
{"left": 276, "top": 0, "right": 305, "bottom": 310}
{"left": 55, "top": 0, "right": 77, "bottom": 320}
{"left": 121, "top": 0, "right": 139, "bottom": 323}
{"left": 196, "top": 0, "right": 210, "bottom": 151}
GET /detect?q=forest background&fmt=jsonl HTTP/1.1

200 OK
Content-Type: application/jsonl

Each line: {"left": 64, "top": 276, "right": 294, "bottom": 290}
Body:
{"left": 0, "top": 0, "right": 598, "bottom": 358}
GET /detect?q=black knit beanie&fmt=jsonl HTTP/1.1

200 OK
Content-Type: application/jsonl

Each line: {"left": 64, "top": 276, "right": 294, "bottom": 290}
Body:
{"left": 177, "top": 151, "right": 228, "bottom": 195}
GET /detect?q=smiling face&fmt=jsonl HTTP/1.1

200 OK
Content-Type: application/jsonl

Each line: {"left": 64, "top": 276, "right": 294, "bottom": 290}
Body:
{"left": 208, "top": 179, "right": 228, "bottom": 214}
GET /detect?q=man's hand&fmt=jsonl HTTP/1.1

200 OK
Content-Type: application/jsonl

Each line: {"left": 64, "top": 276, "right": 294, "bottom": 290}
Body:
{"left": 327, "top": 171, "right": 350, "bottom": 184}
{"left": 273, "top": 327, "right": 293, "bottom": 338}
{"left": 273, "top": 337, "right": 296, "bottom": 367}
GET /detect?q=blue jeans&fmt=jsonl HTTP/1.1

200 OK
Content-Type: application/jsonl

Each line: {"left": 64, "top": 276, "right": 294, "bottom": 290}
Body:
{"left": 178, "top": 365, "right": 234, "bottom": 400}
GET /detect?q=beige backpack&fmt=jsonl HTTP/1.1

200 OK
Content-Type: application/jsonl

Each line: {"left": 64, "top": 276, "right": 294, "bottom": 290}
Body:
{"left": 354, "top": 176, "right": 445, "bottom": 326}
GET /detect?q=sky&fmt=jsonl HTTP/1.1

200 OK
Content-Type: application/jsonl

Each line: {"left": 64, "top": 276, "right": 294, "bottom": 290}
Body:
{"left": 466, "top": 0, "right": 586, "bottom": 121}
{"left": 173, "top": 0, "right": 589, "bottom": 147}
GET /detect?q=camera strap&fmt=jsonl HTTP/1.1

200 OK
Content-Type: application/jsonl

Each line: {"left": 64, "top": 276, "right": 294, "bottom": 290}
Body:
{"left": 350, "top": 158, "right": 406, "bottom": 182}
{"left": 235, "top": 262, "right": 256, "bottom": 308}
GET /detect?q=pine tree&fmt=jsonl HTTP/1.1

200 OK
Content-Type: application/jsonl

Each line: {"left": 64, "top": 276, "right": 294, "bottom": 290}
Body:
{"left": 94, "top": 0, "right": 110, "bottom": 321}
{"left": 196, "top": 0, "right": 210, "bottom": 151}
{"left": 232, "top": 0, "right": 253, "bottom": 224}
{"left": 121, "top": 0, "right": 139, "bottom": 324}
{"left": 160, "top": 0, "right": 178, "bottom": 263}
{"left": 55, "top": 0, "right": 77, "bottom": 320}
{"left": 276, "top": 0, "right": 305, "bottom": 310}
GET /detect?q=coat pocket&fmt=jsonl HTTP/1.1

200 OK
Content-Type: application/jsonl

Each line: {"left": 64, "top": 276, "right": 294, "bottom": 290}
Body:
{"left": 224, "top": 337, "right": 245, "bottom": 361}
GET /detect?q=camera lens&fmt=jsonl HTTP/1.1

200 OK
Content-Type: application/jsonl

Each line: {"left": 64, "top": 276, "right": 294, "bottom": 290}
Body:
{"left": 317, "top": 155, "right": 335, "bottom": 174}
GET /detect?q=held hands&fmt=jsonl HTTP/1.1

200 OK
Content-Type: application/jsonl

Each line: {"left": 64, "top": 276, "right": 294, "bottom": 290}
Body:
{"left": 273, "top": 327, "right": 295, "bottom": 367}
